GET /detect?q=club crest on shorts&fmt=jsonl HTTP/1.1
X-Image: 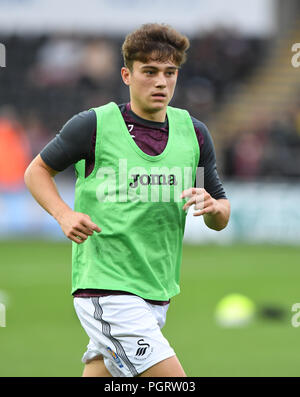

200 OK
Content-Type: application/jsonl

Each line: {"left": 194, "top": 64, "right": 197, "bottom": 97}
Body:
{"left": 135, "top": 339, "right": 153, "bottom": 360}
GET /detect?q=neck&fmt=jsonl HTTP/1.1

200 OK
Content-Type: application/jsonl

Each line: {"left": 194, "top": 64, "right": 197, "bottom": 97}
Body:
{"left": 130, "top": 101, "right": 167, "bottom": 123}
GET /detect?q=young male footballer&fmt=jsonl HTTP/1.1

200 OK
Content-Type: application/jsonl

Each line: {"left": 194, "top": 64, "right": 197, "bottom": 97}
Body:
{"left": 24, "top": 23, "right": 230, "bottom": 377}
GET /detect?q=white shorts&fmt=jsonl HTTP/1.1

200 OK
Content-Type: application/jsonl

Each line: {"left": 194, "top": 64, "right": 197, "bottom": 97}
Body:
{"left": 73, "top": 294, "right": 175, "bottom": 377}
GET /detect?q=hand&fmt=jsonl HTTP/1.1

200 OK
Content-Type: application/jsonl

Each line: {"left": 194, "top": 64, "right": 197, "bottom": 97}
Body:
{"left": 56, "top": 209, "right": 101, "bottom": 244}
{"left": 181, "top": 187, "right": 219, "bottom": 217}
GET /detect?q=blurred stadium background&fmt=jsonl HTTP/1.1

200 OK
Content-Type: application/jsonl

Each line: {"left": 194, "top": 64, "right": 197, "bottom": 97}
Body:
{"left": 1, "top": 0, "right": 300, "bottom": 377}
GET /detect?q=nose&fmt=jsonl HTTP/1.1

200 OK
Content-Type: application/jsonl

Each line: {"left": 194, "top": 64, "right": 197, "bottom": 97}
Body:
{"left": 155, "top": 72, "right": 167, "bottom": 88}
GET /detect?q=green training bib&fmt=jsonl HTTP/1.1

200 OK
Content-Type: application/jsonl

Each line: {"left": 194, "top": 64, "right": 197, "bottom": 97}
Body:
{"left": 72, "top": 102, "right": 200, "bottom": 300}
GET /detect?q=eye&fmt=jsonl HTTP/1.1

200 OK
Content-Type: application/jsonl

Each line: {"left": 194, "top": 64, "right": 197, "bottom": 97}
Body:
{"left": 144, "top": 70, "right": 154, "bottom": 75}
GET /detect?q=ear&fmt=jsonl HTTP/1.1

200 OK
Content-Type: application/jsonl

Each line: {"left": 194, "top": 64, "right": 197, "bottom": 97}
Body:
{"left": 121, "top": 67, "right": 131, "bottom": 86}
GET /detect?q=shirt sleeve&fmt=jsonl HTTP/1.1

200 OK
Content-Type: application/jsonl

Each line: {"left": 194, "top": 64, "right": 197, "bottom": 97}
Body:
{"left": 40, "top": 109, "right": 96, "bottom": 172}
{"left": 191, "top": 116, "right": 227, "bottom": 200}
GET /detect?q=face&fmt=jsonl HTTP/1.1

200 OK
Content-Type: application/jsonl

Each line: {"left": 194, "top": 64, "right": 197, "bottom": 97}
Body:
{"left": 121, "top": 58, "right": 179, "bottom": 121}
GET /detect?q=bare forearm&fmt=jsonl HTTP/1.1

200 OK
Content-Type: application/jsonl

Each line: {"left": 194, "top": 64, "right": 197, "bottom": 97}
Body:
{"left": 24, "top": 155, "right": 101, "bottom": 244}
{"left": 24, "top": 161, "right": 71, "bottom": 222}
{"left": 204, "top": 199, "right": 230, "bottom": 231}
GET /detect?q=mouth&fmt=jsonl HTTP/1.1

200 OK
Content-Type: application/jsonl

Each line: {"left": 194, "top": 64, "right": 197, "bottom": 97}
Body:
{"left": 151, "top": 93, "right": 167, "bottom": 100}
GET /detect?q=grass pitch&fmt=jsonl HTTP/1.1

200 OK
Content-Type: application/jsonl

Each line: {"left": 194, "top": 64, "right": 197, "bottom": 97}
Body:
{"left": 0, "top": 240, "right": 299, "bottom": 376}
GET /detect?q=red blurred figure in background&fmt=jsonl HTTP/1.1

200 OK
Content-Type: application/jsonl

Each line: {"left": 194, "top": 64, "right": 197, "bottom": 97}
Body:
{"left": 0, "top": 108, "right": 31, "bottom": 191}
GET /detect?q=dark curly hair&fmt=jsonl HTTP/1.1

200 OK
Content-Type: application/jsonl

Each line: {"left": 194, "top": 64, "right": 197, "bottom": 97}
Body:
{"left": 122, "top": 23, "right": 190, "bottom": 70}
